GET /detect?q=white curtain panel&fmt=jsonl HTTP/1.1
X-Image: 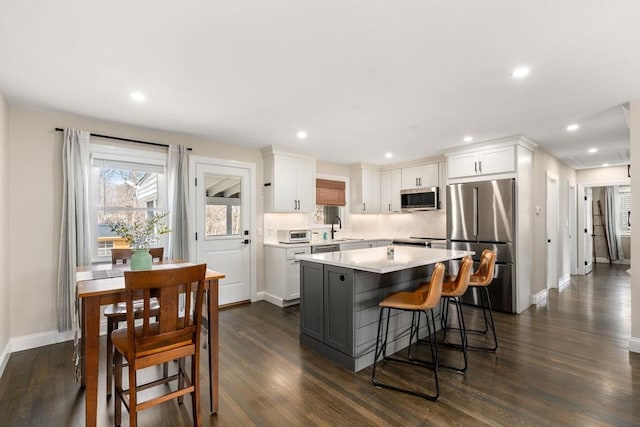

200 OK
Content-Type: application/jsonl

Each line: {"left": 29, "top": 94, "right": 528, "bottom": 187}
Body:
{"left": 56, "top": 128, "right": 91, "bottom": 379}
{"left": 167, "top": 145, "right": 189, "bottom": 261}
{"left": 605, "top": 186, "right": 623, "bottom": 261}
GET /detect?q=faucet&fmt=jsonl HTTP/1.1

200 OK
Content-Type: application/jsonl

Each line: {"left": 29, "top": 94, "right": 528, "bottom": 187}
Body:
{"left": 330, "top": 216, "right": 342, "bottom": 240}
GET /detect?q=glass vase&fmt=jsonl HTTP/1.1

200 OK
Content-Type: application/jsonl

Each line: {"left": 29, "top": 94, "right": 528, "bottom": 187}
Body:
{"left": 130, "top": 249, "right": 153, "bottom": 271}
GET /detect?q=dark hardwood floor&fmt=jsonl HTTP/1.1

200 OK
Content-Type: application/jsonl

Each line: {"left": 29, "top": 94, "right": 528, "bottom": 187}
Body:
{"left": 1, "top": 264, "right": 639, "bottom": 426}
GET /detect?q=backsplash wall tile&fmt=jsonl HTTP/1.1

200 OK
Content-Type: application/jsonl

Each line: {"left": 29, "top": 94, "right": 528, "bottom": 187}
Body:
{"left": 264, "top": 211, "right": 446, "bottom": 243}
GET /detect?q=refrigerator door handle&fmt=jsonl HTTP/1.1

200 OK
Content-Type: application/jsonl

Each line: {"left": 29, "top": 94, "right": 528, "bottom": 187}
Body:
{"left": 473, "top": 186, "right": 478, "bottom": 238}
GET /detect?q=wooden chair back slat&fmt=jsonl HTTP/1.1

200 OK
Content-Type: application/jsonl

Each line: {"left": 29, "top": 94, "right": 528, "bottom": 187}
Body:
{"left": 123, "top": 264, "right": 207, "bottom": 360}
{"left": 112, "top": 247, "right": 165, "bottom": 264}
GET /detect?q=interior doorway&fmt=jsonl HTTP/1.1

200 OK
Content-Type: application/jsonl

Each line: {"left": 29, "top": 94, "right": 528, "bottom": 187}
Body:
{"left": 546, "top": 172, "right": 559, "bottom": 289}
{"left": 569, "top": 184, "right": 577, "bottom": 275}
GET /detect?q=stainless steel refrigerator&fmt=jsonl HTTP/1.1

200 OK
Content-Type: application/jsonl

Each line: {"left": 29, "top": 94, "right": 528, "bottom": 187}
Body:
{"left": 447, "top": 178, "right": 516, "bottom": 313}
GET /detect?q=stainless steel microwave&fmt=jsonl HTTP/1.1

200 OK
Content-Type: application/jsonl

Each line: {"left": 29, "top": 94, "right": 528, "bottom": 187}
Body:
{"left": 400, "top": 187, "right": 439, "bottom": 211}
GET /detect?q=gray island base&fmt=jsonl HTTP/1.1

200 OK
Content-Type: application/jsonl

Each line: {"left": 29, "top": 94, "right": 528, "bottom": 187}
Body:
{"left": 297, "top": 247, "right": 473, "bottom": 372}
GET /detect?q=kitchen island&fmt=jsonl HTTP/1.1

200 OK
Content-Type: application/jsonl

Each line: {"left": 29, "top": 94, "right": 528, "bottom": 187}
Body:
{"left": 297, "top": 246, "right": 473, "bottom": 372}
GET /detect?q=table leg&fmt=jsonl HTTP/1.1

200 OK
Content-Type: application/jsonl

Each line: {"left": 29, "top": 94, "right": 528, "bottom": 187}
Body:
{"left": 208, "top": 280, "right": 219, "bottom": 414}
{"left": 80, "top": 298, "right": 86, "bottom": 387}
{"left": 83, "top": 296, "right": 100, "bottom": 427}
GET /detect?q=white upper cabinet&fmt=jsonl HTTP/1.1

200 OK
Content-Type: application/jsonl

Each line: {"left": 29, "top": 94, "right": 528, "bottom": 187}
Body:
{"left": 350, "top": 164, "right": 381, "bottom": 214}
{"left": 447, "top": 144, "right": 515, "bottom": 180}
{"left": 261, "top": 146, "right": 316, "bottom": 213}
{"left": 401, "top": 163, "right": 439, "bottom": 189}
{"left": 380, "top": 169, "right": 402, "bottom": 213}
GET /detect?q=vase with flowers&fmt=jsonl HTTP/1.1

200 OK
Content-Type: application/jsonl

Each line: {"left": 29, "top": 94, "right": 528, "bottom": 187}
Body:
{"left": 108, "top": 212, "right": 171, "bottom": 270}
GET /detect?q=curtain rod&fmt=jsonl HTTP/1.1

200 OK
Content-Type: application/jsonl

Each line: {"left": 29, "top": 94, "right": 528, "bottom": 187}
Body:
{"left": 54, "top": 128, "right": 192, "bottom": 151}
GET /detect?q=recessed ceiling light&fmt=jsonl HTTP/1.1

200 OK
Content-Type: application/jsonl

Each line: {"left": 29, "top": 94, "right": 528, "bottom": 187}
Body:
{"left": 463, "top": 136, "right": 473, "bottom": 143}
{"left": 296, "top": 131, "right": 307, "bottom": 139}
{"left": 588, "top": 148, "right": 598, "bottom": 154}
{"left": 510, "top": 66, "right": 530, "bottom": 79}
{"left": 602, "top": 163, "right": 610, "bottom": 167}
{"left": 130, "top": 91, "right": 146, "bottom": 102}
{"left": 385, "top": 152, "right": 393, "bottom": 159}
{"left": 566, "top": 124, "right": 580, "bottom": 131}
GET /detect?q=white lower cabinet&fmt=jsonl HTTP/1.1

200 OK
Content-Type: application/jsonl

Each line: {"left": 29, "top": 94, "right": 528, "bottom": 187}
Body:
{"left": 264, "top": 245, "right": 311, "bottom": 307}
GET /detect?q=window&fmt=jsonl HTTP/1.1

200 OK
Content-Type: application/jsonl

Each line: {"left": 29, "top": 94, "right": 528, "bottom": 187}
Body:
{"left": 204, "top": 174, "right": 242, "bottom": 237}
{"left": 90, "top": 144, "right": 167, "bottom": 262}
{"left": 313, "top": 205, "right": 340, "bottom": 225}
{"left": 314, "top": 178, "right": 346, "bottom": 225}
{"left": 618, "top": 185, "right": 631, "bottom": 235}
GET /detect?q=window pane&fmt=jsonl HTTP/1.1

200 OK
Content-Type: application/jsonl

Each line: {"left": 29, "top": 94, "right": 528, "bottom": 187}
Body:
{"left": 204, "top": 173, "right": 242, "bottom": 237}
{"left": 93, "top": 163, "right": 162, "bottom": 252}
{"left": 232, "top": 205, "right": 241, "bottom": 235}
{"left": 314, "top": 205, "right": 339, "bottom": 225}
{"left": 206, "top": 205, "right": 228, "bottom": 236}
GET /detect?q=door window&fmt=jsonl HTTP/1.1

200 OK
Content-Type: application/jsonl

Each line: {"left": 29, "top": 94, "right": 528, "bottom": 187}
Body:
{"left": 204, "top": 174, "right": 242, "bottom": 237}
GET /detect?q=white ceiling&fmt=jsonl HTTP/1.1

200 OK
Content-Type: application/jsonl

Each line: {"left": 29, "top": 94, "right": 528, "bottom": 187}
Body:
{"left": 0, "top": 1, "right": 638, "bottom": 169}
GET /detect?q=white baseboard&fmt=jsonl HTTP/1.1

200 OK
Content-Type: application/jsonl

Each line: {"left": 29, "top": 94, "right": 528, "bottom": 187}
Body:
{"left": 531, "top": 289, "right": 548, "bottom": 305}
{"left": 262, "top": 292, "right": 299, "bottom": 308}
{"left": 262, "top": 292, "right": 285, "bottom": 307}
{"left": 10, "top": 329, "right": 75, "bottom": 353}
{"left": 630, "top": 337, "right": 640, "bottom": 353}
{"left": 558, "top": 274, "right": 570, "bottom": 290}
{"left": 0, "top": 342, "right": 11, "bottom": 379}
{"left": 595, "top": 257, "right": 631, "bottom": 265}
{"left": 252, "top": 291, "right": 265, "bottom": 302}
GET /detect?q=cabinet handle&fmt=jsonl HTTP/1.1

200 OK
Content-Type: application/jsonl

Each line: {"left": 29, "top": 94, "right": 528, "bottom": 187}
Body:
{"left": 339, "top": 275, "right": 345, "bottom": 281}
{"left": 474, "top": 161, "right": 477, "bottom": 172}
{"left": 419, "top": 177, "right": 422, "bottom": 186}
{"left": 388, "top": 203, "right": 391, "bottom": 212}
{"left": 478, "top": 161, "right": 482, "bottom": 172}
{"left": 363, "top": 202, "right": 366, "bottom": 212}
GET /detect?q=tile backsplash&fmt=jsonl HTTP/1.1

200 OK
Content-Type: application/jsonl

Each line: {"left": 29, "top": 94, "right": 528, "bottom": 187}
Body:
{"left": 264, "top": 210, "right": 446, "bottom": 243}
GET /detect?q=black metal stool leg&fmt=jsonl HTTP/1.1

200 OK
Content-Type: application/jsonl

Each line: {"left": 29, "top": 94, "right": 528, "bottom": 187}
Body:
{"left": 466, "top": 287, "right": 498, "bottom": 351}
{"left": 371, "top": 307, "right": 440, "bottom": 401}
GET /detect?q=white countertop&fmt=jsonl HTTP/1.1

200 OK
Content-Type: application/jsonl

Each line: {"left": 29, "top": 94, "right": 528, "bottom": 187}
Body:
{"left": 263, "top": 238, "right": 392, "bottom": 249}
{"left": 296, "top": 246, "right": 473, "bottom": 274}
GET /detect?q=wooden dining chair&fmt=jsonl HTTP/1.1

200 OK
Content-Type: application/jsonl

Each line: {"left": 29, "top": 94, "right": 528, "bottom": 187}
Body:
{"left": 112, "top": 264, "right": 207, "bottom": 427}
{"left": 104, "top": 247, "right": 164, "bottom": 397}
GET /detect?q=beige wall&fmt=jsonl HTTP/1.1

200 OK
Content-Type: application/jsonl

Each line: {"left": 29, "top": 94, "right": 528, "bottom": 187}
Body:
{"left": 0, "top": 91, "right": 9, "bottom": 364}
{"left": 630, "top": 100, "right": 640, "bottom": 351}
{"left": 531, "top": 148, "right": 576, "bottom": 295}
{"left": 576, "top": 165, "right": 629, "bottom": 185}
{"left": 8, "top": 104, "right": 264, "bottom": 339}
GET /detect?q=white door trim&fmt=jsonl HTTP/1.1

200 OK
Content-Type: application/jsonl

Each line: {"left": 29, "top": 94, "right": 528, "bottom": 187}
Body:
{"left": 568, "top": 183, "right": 578, "bottom": 275}
{"left": 546, "top": 171, "right": 560, "bottom": 289}
{"left": 189, "top": 155, "right": 258, "bottom": 302}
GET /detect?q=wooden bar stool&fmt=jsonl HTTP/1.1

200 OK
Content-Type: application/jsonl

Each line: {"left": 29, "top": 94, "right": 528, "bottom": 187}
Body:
{"left": 416, "top": 256, "right": 473, "bottom": 373}
{"left": 467, "top": 249, "right": 498, "bottom": 351}
{"left": 371, "top": 262, "right": 445, "bottom": 401}
{"left": 104, "top": 247, "right": 164, "bottom": 397}
{"left": 112, "top": 264, "right": 207, "bottom": 427}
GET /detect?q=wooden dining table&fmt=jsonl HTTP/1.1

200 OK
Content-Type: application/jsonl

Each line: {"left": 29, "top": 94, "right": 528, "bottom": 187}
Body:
{"left": 76, "top": 262, "right": 225, "bottom": 427}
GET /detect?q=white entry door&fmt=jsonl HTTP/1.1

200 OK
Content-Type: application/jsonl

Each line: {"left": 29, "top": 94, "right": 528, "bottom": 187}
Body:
{"left": 195, "top": 162, "right": 252, "bottom": 305}
{"left": 584, "top": 187, "right": 593, "bottom": 275}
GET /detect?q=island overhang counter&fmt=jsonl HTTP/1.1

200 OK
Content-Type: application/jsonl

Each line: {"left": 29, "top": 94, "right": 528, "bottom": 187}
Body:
{"left": 297, "top": 246, "right": 473, "bottom": 372}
